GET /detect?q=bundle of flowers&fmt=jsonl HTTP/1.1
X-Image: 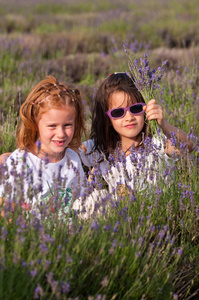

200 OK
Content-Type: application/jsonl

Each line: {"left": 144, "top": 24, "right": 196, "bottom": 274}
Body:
{"left": 126, "top": 49, "right": 168, "bottom": 136}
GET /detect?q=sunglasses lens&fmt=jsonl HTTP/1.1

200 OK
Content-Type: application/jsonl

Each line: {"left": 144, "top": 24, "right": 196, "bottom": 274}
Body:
{"left": 130, "top": 104, "right": 143, "bottom": 114}
{"left": 110, "top": 108, "right": 124, "bottom": 118}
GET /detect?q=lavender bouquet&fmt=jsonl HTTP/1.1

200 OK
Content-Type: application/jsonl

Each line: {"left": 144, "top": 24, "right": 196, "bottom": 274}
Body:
{"left": 126, "top": 50, "right": 167, "bottom": 137}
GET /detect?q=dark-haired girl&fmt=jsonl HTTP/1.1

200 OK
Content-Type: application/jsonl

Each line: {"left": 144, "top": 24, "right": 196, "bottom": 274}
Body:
{"left": 78, "top": 73, "right": 193, "bottom": 193}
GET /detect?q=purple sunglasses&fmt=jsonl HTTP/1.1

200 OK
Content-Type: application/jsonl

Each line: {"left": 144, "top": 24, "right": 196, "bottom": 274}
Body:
{"left": 106, "top": 103, "right": 146, "bottom": 119}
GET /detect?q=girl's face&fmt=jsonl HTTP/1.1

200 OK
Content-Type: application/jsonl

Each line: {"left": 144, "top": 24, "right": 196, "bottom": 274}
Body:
{"left": 37, "top": 106, "right": 75, "bottom": 162}
{"left": 108, "top": 91, "right": 145, "bottom": 148}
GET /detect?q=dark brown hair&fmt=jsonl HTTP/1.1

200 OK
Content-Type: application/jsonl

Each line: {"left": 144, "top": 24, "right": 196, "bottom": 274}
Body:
{"left": 90, "top": 72, "right": 151, "bottom": 159}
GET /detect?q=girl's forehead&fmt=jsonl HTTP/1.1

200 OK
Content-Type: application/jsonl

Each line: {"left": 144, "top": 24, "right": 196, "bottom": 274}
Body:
{"left": 37, "top": 104, "right": 76, "bottom": 121}
{"left": 40, "top": 102, "right": 75, "bottom": 112}
{"left": 109, "top": 91, "right": 136, "bottom": 108}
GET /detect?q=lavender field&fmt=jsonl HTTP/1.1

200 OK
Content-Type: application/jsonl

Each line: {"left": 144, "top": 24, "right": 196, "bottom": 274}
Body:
{"left": 0, "top": 0, "right": 199, "bottom": 299}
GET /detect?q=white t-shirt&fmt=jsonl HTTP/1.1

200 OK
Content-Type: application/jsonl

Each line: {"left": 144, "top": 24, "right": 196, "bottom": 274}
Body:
{"left": 79, "top": 136, "right": 175, "bottom": 193}
{"left": 0, "top": 148, "right": 85, "bottom": 214}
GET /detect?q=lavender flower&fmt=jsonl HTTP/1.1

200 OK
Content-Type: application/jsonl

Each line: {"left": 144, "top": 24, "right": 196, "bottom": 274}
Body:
{"left": 34, "top": 284, "right": 44, "bottom": 299}
{"left": 61, "top": 281, "right": 70, "bottom": 293}
{"left": 91, "top": 220, "right": 99, "bottom": 230}
{"left": 124, "top": 48, "right": 167, "bottom": 136}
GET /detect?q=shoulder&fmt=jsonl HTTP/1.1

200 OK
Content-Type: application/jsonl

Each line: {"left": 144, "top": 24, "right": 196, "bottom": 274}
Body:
{"left": 78, "top": 139, "right": 103, "bottom": 167}
{"left": 7, "top": 150, "right": 41, "bottom": 170}
{"left": 2, "top": 149, "right": 29, "bottom": 177}
{"left": 7, "top": 149, "right": 25, "bottom": 163}
{"left": 152, "top": 135, "right": 167, "bottom": 150}
{"left": 65, "top": 148, "right": 85, "bottom": 177}
{"left": 9, "top": 149, "right": 24, "bottom": 157}
{"left": 79, "top": 139, "right": 95, "bottom": 153}
{"left": 152, "top": 135, "right": 165, "bottom": 144}
{"left": 65, "top": 148, "right": 81, "bottom": 163}
{"left": 152, "top": 135, "right": 176, "bottom": 161}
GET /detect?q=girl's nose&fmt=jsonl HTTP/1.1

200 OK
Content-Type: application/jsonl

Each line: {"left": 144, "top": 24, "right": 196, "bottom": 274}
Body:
{"left": 57, "top": 127, "right": 65, "bottom": 138}
{"left": 124, "top": 110, "right": 135, "bottom": 120}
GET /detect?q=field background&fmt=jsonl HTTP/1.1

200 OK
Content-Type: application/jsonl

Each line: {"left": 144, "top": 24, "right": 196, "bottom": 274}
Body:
{"left": 0, "top": 0, "right": 199, "bottom": 151}
{"left": 0, "top": 1, "right": 199, "bottom": 299}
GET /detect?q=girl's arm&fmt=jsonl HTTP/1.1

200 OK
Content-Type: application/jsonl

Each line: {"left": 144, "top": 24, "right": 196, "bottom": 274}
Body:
{"left": 0, "top": 196, "right": 15, "bottom": 222}
{"left": 0, "top": 153, "right": 12, "bottom": 164}
{"left": 0, "top": 197, "right": 4, "bottom": 218}
{"left": 144, "top": 99, "right": 194, "bottom": 156}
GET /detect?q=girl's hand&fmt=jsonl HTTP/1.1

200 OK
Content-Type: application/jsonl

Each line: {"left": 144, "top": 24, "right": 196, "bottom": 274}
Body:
{"left": 143, "top": 99, "right": 164, "bottom": 127}
{"left": 143, "top": 99, "right": 194, "bottom": 155}
{"left": 0, "top": 153, "right": 11, "bottom": 164}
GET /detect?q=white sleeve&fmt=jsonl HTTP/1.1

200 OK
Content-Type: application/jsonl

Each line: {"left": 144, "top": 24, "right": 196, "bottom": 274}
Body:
{"left": 78, "top": 139, "right": 102, "bottom": 167}
{"left": 76, "top": 153, "right": 86, "bottom": 189}
{"left": 0, "top": 150, "right": 28, "bottom": 200}
{"left": 66, "top": 149, "right": 87, "bottom": 197}
{"left": 153, "top": 135, "right": 176, "bottom": 163}
{"left": 72, "top": 189, "right": 109, "bottom": 219}
{"left": 0, "top": 164, "right": 7, "bottom": 197}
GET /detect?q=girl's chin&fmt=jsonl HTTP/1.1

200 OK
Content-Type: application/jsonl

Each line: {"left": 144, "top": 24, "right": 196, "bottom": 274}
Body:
{"left": 37, "top": 148, "right": 66, "bottom": 162}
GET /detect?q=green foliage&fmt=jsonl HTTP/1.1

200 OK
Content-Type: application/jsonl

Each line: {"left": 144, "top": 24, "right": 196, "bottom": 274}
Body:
{"left": 33, "top": 2, "right": 96, "bottom": 15}
{"left": 98, "top": 20, "right": 131, "bottom": 36}
{"left": 0, "top": 107, "right": 17, "bottom": 153}
{"left": 35, "top": 23, "right": 66, "bottom": 34}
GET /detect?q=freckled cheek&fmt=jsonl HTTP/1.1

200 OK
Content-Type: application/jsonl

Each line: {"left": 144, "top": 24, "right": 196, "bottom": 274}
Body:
{"left": 39, "top": 129, "right": 55, "bottom": 140}
{"left": 43, "top": 134, "right": 54, "bottom": 142}
{"left": 65, "top": 127, "right": 75, "bottom": 138}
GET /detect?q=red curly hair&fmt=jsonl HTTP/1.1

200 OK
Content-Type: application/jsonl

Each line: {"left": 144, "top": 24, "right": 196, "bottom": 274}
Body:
{"left": 16, "top": 76, "right": 85, "bottom": 151}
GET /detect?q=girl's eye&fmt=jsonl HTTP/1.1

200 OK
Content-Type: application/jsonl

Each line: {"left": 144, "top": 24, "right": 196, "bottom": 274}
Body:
{"left": 65, "top": 124, "right": 72, "bottom": 127}
{"left": 48, "top": 125, "right": 56, "bottom": 128}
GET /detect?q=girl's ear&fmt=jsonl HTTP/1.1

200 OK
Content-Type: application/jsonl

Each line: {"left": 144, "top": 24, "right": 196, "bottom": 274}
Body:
{"left": 107, "top": 117, "right": 112, "bottom": 126}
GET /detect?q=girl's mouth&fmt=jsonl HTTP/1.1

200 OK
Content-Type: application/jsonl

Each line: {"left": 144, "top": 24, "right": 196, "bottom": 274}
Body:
{"left": 53, "top": 140, "right": 65, "bottom": 146}
{"left": 125, "top": 124, "right": 136, "bottom": 129}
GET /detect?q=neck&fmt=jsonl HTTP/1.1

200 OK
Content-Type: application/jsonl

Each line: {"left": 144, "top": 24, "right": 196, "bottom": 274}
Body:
{"left": 31, "top": 146, "right": 66, "bottom": 163}
{"left": 121, "top": 134, "right": 144, "bottom": 156}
